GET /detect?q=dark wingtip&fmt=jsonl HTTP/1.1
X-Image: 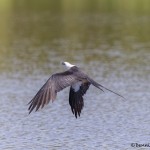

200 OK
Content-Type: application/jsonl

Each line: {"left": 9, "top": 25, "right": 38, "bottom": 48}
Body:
{"left": 98, "top": 84, "right": 126, "bottom": 100}
{"left": 28, "top": 109, "right": 32, "bottom": 114}
{"left": 27, "top": 100, "right": 32, "bottom": 105}
{"left": 28, "top": 103, "right": 35, "bottom": 114}
{"left": 122, "top": 96, "right": 127, "bottom": 101}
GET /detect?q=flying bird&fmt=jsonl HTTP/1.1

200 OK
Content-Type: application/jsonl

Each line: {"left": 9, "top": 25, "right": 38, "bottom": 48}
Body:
{"left": 28, "top": 62, "right": 124, "bottom": 118}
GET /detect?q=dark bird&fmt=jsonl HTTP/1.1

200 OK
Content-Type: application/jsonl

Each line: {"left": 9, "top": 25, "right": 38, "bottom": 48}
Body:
{"left": 28, "top": 62, "right": 125, "bottom": 118}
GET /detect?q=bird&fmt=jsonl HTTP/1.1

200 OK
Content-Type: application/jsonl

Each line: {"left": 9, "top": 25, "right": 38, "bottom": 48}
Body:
{"left": 28, "top": 62, "right": 125, "bottom": 118}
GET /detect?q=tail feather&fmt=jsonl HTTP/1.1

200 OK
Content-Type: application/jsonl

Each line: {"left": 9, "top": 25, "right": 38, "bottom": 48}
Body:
{"left": 69, "top": 87, "right": 84, "bottom": 118}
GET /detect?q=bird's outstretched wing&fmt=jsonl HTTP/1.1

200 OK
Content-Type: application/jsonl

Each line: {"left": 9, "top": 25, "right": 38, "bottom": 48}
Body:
{"left": 69, "top": 82, "right": 91, "bottom": 118}
{"left": 87, "top": 77, "right": 125, "bottom": 99}
{"left": 74, "top": 67, "right": 125, "bottom": 99}
{"left": 28, "top": 70, "right": 79, "bottom": 114}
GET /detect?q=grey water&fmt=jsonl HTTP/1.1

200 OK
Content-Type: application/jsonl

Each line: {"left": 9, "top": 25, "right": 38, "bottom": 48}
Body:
{"left": 0, "top": 1, "right": 150, "bottom": 150}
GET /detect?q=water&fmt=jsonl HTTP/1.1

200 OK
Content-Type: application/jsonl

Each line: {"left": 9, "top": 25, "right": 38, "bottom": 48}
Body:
{"left": 0, "top": 1, "right": 150, "bottom": 150}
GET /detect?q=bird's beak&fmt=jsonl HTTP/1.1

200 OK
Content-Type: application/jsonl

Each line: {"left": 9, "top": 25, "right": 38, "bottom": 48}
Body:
{"left": 62, "top": 62, "right": 65, "bottom": 65}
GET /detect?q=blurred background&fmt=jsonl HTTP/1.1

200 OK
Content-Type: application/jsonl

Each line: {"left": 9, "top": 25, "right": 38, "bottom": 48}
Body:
{"left": 0, "top": 0, "right": 149, "bottom": 150}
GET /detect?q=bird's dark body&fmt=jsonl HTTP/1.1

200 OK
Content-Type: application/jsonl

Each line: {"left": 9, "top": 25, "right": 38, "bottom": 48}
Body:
{"left": 28, "top": 64, "right": 124, "bottom": 118}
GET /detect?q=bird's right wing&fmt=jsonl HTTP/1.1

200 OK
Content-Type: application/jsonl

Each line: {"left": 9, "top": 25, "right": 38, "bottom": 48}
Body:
{"left": 87, "top": 77, "right": 125, "bottom": 99}
{"left": 28, "top": 70, "right": 79, "bottom": 114}
{"left": 70, "top": 67, "right": 125, "bottom": 99}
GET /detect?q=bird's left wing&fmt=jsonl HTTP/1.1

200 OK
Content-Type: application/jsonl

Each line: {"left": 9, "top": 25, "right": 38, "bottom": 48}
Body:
{"left": 28, "top": 70, "right": 79, "bottom": 114}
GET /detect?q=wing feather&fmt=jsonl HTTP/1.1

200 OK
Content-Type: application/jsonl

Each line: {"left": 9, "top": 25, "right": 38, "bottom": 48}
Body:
{"left": 28, "top": 70, "right": 79, "bottom": 114}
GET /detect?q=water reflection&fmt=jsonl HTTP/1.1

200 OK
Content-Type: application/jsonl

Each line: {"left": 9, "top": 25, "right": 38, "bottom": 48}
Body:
{"left": 0, "top": 1, "right": 150, "bottom": 150}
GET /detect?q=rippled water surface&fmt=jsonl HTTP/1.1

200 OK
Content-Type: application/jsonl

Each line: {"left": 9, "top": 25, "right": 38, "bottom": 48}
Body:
{"left": 0, "top": 1, "right": 150, "bottom": 150}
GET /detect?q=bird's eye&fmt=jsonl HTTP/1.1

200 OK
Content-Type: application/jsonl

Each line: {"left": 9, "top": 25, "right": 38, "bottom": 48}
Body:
{"left": 62, "top": 62, "right": 65, "bottom": 65}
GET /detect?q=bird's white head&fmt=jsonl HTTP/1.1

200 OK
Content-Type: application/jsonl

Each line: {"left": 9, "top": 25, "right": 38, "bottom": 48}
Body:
{"left": 62, "top": 62, "right": 75, "bottom": 70}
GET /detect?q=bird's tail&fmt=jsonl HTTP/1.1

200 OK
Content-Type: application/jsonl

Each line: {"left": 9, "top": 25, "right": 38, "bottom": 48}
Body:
{"left": 69, "top": 87, "right": 84, "bottom": 118}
